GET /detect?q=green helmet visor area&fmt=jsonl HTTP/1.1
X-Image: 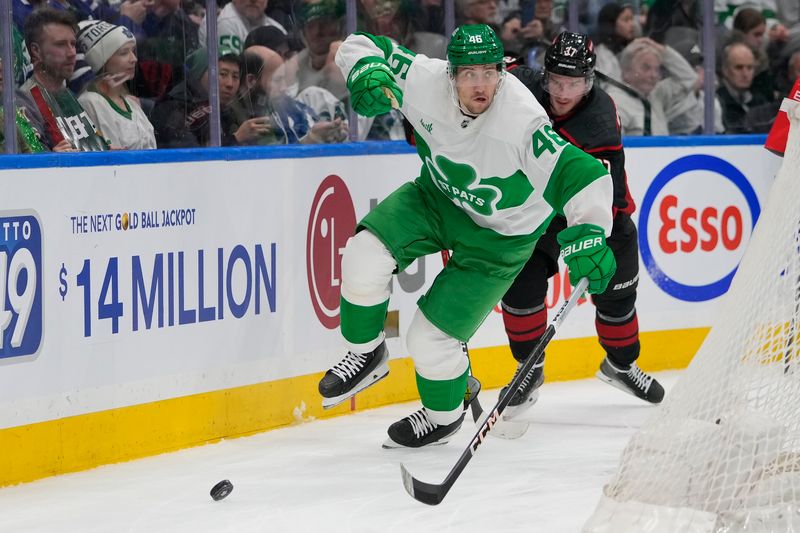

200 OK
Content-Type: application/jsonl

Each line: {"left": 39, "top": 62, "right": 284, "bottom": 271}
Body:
{"left": 452, "top": 63, "right": 504, "bottom": 88}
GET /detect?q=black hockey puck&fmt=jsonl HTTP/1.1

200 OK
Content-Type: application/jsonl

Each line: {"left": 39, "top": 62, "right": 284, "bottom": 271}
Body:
{"left": 210, "top": 479, "right": 234, "bottom": 501}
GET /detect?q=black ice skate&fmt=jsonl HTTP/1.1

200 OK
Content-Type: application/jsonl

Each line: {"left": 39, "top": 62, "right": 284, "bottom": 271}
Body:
{"left": 500, "top": 358, "right": 544, "bottom": 420}
{"left": 383, "top": 408, "right": 466, "bottom": 449}
{"left": 596, "top": 357, "right": 665, "bottom": 404}
{"left": 319, "top": 341, "right": 390, "bottom": 409}
{"left": 382, "top": 378, "right": 481, "bottom": 449}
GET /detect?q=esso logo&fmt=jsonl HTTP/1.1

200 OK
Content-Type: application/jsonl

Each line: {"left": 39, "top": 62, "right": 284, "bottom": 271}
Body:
{"left": 639, "top": 154, "right": 760, "bottom": 302}
{"left": 658, "top": 195, "right": 743, "bottom": 254}
{"left": 306, "top": 175, "right": 357, "bottom": 329}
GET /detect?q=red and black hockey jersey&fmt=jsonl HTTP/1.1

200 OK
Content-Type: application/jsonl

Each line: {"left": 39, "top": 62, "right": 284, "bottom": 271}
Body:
{"left": 509, "top": 65, "right": 635, "bottom": 217}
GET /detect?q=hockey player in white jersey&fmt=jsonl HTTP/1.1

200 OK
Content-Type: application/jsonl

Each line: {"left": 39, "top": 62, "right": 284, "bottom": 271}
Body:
{"left": 318, "top": 24, "right": 617, "bottom": 448}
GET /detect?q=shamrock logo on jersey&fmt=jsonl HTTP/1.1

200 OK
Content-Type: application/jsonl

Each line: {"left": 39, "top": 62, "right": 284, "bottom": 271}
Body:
{"left": 425, "top": 154, "right": 534, "bottom": 216}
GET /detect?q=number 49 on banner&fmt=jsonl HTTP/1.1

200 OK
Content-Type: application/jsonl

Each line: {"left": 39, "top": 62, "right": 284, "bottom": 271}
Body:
{"left": 0, "top": 213, "right": 43, "bottom": 360}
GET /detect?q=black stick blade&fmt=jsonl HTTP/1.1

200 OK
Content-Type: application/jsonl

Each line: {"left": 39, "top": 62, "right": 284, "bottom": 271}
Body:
{"left": 400, "top": 463, "right": 450, "bottom": 506}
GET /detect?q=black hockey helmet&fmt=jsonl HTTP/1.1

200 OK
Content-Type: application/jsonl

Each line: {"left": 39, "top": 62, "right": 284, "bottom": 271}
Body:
{"left": 544, "top": 31, "right": 596, "bottom": 77}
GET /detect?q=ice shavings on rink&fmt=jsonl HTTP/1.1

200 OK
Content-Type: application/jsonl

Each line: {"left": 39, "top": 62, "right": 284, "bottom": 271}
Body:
{"left": 0, "top": 372, "right": 679, "bottom": 533}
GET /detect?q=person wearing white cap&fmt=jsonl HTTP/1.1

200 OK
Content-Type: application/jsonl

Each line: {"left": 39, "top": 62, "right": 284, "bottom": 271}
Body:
{"left": 77, "top": 19, "right": 156, "bottom": 150}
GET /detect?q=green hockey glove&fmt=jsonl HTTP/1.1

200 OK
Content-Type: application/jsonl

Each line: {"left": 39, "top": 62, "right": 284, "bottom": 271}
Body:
{"left": 347, "top": 56, "right": 403, "bottom": 117}
{"left": 557, "top": 223, "right": 617, "bottom": 295}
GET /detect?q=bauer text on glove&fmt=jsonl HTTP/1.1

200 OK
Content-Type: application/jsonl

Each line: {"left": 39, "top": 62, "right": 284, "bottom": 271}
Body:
{"left": 557, "top": 224, "right": 617, "bottom": 295}
{"left": 347, "top": 56, "right": 403, "bottom": 117}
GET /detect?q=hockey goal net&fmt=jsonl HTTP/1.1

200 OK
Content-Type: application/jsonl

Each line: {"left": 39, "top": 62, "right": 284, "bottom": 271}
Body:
{"left": 584, "top": 107, "right": 800, "bottom": 533}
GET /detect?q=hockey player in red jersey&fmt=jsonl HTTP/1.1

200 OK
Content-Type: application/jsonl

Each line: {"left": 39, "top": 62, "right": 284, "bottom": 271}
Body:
{"left": 500, "top": 32, "right": 665, "bottom": 418}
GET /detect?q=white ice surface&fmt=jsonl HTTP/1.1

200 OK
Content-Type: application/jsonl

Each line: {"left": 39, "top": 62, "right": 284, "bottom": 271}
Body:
{"left": 0, "top": 372, "right": 680, "bottom": 533}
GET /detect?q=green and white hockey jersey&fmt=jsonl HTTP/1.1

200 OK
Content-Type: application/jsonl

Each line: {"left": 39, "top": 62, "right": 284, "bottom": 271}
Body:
{"left": 335, "top": 33, "right": 614, "bottom": 238}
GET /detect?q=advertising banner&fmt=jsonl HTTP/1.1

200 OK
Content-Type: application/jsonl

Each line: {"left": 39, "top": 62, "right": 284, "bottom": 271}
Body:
{"left": 0, "top": 143, "right": 782, "bottom": 430}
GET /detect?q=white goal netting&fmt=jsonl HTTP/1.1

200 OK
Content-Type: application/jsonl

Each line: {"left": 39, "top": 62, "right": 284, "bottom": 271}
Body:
{"left": 584, "top": 107, "right": 800, "bottom": 533}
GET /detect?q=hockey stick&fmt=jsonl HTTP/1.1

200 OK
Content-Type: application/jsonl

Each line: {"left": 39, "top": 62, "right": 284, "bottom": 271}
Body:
{"left": 400, "top": 277, "right": 589, "bottom": 505}
{"left": 440, "top": 250, "right": 529, "bottom": 440}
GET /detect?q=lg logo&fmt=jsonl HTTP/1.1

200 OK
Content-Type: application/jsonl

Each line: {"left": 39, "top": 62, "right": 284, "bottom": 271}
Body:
{"left": 306, "top": 175, "right": 357, "bottom": 329}
{"left": 305, "top": 175, "right": 431, "bottom": 330}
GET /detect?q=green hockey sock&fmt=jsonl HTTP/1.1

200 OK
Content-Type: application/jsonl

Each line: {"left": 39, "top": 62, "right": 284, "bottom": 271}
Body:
{"left": 340, "top": 296, "right": 389, "bottom": 345}
{"left": 415, "top": 368, "right": 469, "bottom": 412}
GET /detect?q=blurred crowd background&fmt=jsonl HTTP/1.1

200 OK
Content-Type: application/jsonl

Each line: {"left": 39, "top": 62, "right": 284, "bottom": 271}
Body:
{"left": 1, "top": 0, "right": 799, "bottom": 153}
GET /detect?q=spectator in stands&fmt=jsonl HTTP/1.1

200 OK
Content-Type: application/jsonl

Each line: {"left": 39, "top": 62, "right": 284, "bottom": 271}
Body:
{"left": 644, "top": 0, "right": 702, "bottom": 44}
{"left": 268, "top": 46, "right": 353, "bottom": 141}
{"left": 605, "top": 37, "right": 697, "bottom": 135}
{"left": 244, "top": 25, "right": 292, "bottom": 59}
{"left": 732, "top": 7, "right": 786, "bottom": 103}
{"left": 183, "top": 0, "right": 204, "bottom": 26}
{"left": 12, "top": 0, "right": 100, "bottom": 93}
{"left": 13, "top": 0, "right": 159, "bottom": 99}
{"left": 663, "top": 27, "right": 724, "bottom": 134}
{"left": 259, "top": 0, "right": 295, "bottom": 34}
{"left": 13, "top": 0, "right": 153, "bottom": 36}
{"left": 135, "top": 0, "right": 199, "bottom": 101}
{"left": 98, "top": 0, "right": 154, "bottom": 39}
{"left": 526, "top": 0, "right": 557, "bottom": 41}
{"left": 593, "top": 2, "right": 636, "bottom": 84}
{"left": 359, "top": 0, "right": 447, "bottom": 58}
{"left": 498, "top": 6, "right": 553, "bottom": 66}
{"left": 718, "top": 0, "right": 794, "bottom": 37}
{"left": 777, "top": 0, "right": 799, "bottom": 29}
{"left": 717, "top": 41, "right": 775, "bottom": 133}
{"left": 237, "top": 45, "right": 347, "bottom": 144}
{"left": 9, "top": 22, "right": 33, "bottom": 90}
{"left": 456, "top": 0, "right": 499, "bottom": 28}
{"left": 499, "top": 10, "right": 523, "bottom": 54}
{"left": 495, "top": 0, "right": 516, "bottom": 22}
{"left": 199, "top": 0, "right": 286, "bottom": 54}
{"left": 16, "top": 9, "right": 108, "bottom": 151}
{"left": 287, "top": 0, "right": 347, "bottom": 100}
{"left": 412, "top": 0, "right": 446, "bottom": 35}
{"left": 0, "top": 57, "right": 46, "bottom": 152}
{"left": 76, "top": 20, "right": 155, "bottom": 150}
{"left": 734, "top": 7, "right": 768, "bottom": 48}
{"left": 150, "top": 45, "right": 248, "bottom": 147}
